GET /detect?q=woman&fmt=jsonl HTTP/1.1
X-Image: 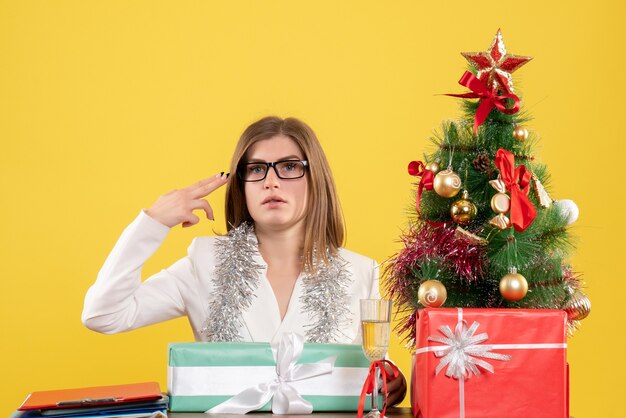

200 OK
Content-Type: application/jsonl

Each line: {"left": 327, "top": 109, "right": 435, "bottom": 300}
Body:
{"left": 82, "top": 116, "right": 406, "bottom": 404}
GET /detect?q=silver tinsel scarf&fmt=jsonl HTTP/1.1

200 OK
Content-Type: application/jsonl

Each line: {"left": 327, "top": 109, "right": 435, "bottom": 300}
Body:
{"left": 300, "top": 250, "right": 352, "bottom": 343}
{"left": 201, "top": 222, "right": 351, "bottom": 343}
{"left": 202, "top": 222, "right": 262, "bottom": 342}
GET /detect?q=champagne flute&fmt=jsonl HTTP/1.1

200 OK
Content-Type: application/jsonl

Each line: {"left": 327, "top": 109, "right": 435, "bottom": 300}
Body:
{"left": 360, "top": 299, "right": 392, "bottom": 418}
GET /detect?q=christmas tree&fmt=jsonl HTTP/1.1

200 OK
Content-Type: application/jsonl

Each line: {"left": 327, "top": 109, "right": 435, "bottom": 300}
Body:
{"left": 385, "top": 29, "right": 590, "bottom": 345}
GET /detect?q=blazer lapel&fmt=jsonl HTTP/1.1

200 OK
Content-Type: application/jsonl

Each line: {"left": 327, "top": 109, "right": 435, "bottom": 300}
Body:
{"left": 271, "top": 274, "right": 308, "bottom": 344}
{"left": 241, "top": 254, "right": 282, "bottom": 342}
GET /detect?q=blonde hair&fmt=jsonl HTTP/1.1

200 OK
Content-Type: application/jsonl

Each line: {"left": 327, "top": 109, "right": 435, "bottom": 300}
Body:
{"left": 225, "top": 116, "right": 345, "bottom": 270}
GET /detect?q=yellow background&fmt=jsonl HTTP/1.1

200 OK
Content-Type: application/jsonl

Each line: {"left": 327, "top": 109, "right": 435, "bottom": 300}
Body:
{"left": 1, "top": 1, "right": 623, "bottom": 416}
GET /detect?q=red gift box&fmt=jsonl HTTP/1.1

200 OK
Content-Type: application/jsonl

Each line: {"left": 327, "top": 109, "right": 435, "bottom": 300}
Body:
{"left": 411, "top": 308, "right": 567, "bottom": 418}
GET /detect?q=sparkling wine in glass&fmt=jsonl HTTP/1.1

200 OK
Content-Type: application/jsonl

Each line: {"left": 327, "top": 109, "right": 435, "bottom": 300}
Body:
{"left": 360, "top": 299, "right": 392, "bottom": 418}
{"left": 362, "top": 320, "right": 391, "bottom": 361}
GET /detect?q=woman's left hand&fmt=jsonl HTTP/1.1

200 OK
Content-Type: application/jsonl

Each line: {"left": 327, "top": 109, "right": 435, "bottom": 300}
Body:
{"left": 384, "top": 362, "right": 407, "bottom": 406}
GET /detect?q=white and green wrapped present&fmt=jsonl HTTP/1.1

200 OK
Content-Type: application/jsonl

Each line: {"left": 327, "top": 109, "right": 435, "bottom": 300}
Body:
{"left": 167, "top": 333, "right": 374, "bottom": 413}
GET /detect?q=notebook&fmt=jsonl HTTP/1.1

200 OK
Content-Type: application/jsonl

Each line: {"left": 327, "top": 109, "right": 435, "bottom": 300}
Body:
{"left": 18, "top": 382, "right": 163, "bottom": 411}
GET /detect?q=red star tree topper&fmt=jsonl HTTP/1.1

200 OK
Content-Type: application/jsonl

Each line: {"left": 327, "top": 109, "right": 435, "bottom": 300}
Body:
{"left": 461, "top": 29, "right": 532, "bottom": 94}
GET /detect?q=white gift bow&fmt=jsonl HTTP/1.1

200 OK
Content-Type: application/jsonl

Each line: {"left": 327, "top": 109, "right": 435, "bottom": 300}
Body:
{"left": 429, "top": 320, "right": 511, "bottom": 379}
{"left": 206, "top": 333, "right": 335, "bottom": 415}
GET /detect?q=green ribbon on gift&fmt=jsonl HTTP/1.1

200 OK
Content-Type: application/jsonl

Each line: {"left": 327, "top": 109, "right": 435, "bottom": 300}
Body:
{"left": 169, "top": 342, "right": 370, "bottom": 367}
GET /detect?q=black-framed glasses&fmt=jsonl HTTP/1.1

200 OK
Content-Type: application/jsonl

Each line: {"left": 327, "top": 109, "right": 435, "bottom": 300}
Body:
{"left": 237, "top": 159, "right": 309, "bottom": 182}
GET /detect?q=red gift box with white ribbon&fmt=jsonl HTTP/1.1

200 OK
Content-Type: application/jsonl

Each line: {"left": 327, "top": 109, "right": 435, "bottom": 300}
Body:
{"left": 411, "top": 308, "right": 567, "bottom": 418}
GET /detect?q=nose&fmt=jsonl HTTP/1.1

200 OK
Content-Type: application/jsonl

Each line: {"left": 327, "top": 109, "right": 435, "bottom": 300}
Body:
{"left": 263, "top": 166, "right": 280, "bottom": 189}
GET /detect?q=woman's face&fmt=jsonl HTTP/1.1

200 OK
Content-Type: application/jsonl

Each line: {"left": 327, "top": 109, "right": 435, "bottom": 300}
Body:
{"left": 243, "top": 135, "right": 309, "bottom": 233}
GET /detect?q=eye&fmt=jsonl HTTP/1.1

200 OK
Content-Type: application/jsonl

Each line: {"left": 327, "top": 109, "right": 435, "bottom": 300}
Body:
{"left": 247, "top": 164, "right": 266, "bottom": 174}
{"left": 283, "top": 162, "right": 298, "bottom": 171}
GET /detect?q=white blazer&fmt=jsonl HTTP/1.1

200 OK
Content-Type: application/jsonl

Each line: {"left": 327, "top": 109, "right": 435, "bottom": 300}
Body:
{"left": 82, "top": 211, "right": 381, "bottom": 345}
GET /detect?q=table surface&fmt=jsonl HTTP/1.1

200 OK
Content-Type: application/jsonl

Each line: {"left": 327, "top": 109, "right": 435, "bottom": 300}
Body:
{"left": 168, "top": 408, "right": 576, "bottom": 418}
{"left": 168, "top": 407, "right": 412, "bottom": 418}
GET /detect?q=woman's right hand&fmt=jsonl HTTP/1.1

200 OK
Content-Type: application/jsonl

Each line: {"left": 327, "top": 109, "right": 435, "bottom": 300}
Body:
{"left": 145, "top": 173, "right": 229, "bottom": 228}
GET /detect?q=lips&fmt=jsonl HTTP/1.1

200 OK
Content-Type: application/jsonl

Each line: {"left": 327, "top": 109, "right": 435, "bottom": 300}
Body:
{"left": 262, "top": 195, "right": 286, "bottom": 205}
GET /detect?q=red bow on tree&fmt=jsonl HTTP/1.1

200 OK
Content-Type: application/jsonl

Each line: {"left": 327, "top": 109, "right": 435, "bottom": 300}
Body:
{"left": 446, "top": 71, "right": 521, "bottom": 133}
{"left": 357, "top": 360, "right": 400, "bottom": 418}
{"left": 495, "top": 148, "right": 536, "bottom": 232}
{"left": 408, "top": 161, "right": 434, "bottom": 216}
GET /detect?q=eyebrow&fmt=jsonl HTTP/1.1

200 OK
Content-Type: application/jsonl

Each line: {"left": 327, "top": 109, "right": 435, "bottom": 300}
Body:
{"left": 246, "top": 155, "right": 302, "bottom": 163}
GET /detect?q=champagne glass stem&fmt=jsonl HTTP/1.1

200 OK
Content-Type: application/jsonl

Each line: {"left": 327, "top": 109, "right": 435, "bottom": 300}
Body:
{"left": 371, "top": 363, "right": 379, "bottom": 413}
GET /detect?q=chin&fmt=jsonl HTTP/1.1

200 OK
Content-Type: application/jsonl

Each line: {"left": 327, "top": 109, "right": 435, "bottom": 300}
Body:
{"left": 256, "top": 219, "right": 293, "bottom": 229}
{"left": 253, "top": 215, "right": 304, "bottom": 231}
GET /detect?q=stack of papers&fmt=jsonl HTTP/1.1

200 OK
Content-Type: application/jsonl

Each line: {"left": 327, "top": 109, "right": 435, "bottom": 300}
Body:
{"left": 13, "top": 382, "right": 167, "bottom": 418}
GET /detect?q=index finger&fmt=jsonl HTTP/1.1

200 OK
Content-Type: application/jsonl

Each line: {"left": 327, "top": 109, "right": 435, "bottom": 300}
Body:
{"left": 187, "top": 173, "right": 229, "bottom": 198}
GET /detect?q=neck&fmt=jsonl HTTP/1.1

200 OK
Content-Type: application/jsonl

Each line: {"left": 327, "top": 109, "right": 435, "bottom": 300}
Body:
{"left": 254, "top": 223, "right": 305, "bottom": 268}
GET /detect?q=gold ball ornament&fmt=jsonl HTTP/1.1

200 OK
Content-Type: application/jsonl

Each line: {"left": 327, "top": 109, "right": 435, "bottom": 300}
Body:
{"left": 417, "top": 280, "right": 447, "bottom": 308}
{"left": 425, "top": 161, "right": 441, "bottom": 175}
{"left": 433, "top": 169, "right": 462, "bottom": 198}
{"left": 564, "top": 290, "right": 591, "bottom": 321}
{"left": 512, "top": 126, "right": 529, "bottom": 141}
{"left": 450, "top": 190, "right": 477, "bottom": 225}
{"left": 499, "top": 269, "right": 528, "bottom": 301}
